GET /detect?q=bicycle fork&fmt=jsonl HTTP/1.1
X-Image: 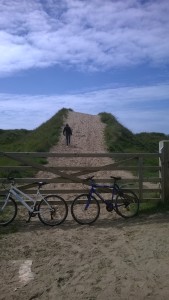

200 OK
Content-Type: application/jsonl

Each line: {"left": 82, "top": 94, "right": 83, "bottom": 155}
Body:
{"left": 84, "top": 192, "right": 93, "bottom": 210}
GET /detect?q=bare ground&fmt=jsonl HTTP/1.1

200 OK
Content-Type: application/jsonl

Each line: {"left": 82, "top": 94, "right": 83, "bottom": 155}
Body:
{"left": 1, "top": 111, "right": 169, "bottom": 300}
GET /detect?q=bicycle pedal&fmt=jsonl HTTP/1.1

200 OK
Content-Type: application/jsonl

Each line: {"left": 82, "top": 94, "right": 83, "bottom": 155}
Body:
{"left": 26, "top": 212, "right": 34, "bottom": 223}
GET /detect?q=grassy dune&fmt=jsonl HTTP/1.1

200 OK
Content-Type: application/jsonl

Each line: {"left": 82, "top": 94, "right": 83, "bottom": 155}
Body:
{"left": 1, "top": 108, "right": 169, "bottom": 179}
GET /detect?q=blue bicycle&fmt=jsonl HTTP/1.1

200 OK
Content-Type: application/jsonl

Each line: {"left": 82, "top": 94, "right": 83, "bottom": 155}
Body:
{"left": 71, "top": 176, "right": 139, "bottom": 225}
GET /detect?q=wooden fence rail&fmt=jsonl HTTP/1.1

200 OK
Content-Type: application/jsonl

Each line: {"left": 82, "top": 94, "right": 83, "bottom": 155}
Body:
{"left": 0, "top": 150, "right": 162, "bottom": 202}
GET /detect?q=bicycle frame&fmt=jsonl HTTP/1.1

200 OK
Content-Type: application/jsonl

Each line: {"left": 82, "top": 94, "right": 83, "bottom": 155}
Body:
{"left": 86, "top": 182, "right": 117, "bottom": 208}
{"left": 6, "top": 185, "right": 42, "bottom": 213}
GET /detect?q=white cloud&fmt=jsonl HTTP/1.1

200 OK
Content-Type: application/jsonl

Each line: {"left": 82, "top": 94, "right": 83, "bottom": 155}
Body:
{"left": 0, "top": 0, "right": 169, "bottom": 75}
{"left": 0, "top": 83, "right": 168, "bottom": 133}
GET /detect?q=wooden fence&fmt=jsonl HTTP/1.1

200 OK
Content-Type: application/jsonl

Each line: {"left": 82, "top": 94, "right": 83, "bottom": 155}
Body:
{"left": 0, "top": 147, "right": 165, "bottom": 202}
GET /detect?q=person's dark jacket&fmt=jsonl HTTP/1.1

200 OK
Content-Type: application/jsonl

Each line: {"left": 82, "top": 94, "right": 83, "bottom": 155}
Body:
{"left": 63, "top": 124, "right": 72, "bottom": 136}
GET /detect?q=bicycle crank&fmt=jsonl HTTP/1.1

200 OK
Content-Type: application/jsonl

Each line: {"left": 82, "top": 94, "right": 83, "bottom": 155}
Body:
{"left": 106, "top": 202, "right": 114, "bottom": 212}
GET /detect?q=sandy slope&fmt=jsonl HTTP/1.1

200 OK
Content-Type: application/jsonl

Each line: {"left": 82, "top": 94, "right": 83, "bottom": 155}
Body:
{"left": 37, "top": 111, "right": 134, "bottom": 198}
{"left": 0, "top": 111, "right": 169, "bottom": 300}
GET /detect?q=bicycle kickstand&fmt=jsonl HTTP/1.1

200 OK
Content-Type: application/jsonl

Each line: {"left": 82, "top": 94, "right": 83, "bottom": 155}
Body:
{"left": 26, "top": 213, "right": 33, "bottom": 223}
{"left": 26, "top": 211, "right": 37, "bottom": 223}
{"left": 26, "top": 205, "right": 38, "bottom": 223}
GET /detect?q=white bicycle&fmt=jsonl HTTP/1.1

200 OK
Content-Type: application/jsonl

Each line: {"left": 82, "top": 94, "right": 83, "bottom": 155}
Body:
{"left": 0, "top": 178, "right": 68, "bottom": 226}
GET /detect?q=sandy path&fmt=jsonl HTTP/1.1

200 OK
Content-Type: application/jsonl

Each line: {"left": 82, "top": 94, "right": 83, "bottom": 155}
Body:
{"left": 38, "top": 111, "right": 134, "bottom": 198}
{"left": 0, "top": 111, "right": 169, "bottom": 300}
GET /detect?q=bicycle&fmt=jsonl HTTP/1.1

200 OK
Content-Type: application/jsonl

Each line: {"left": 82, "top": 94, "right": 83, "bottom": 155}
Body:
{"left": 0, "top": 178, "right": 68, "bottom": 226}
{"left": 71, "top": 176, "right": 139, "bottom": 225}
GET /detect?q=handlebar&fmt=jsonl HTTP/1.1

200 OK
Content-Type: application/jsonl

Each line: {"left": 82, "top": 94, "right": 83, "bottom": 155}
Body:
{"left": 83, "top": 176, "right": 122, "bottom": 189}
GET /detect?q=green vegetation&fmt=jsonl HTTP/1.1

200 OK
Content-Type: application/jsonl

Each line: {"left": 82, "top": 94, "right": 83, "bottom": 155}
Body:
{"left": 139, "top": 200, "right": 169, "bottom": 214}
{"left": 99, "top": 113, "right": 135, "bottom": 152}
{"left": 99, "top": 112, "right": 169, "bottom": 179}
{"left": 0, "top": 108, "right": 69, "bottom": 177}
{"left": 0, "top": 108, "right": 68, "bottom": 152}
{"left": 99, "top": 112, "right": 169, "bottom": 153}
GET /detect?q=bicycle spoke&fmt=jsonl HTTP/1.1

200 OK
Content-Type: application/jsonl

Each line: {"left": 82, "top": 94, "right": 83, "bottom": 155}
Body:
{"left": 115, "top": 189, "right": 139, "bottom": 218}
{"left": 38, "top": 195, "right": 68, "bottom": 226}
{"left": 0, "top": 196, "right": 17, "bottom": 226}
{"left": 71, "top": 194, "right": 100, "bottom": 225}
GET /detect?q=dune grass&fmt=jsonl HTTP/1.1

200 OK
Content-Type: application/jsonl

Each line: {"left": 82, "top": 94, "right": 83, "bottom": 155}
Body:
{"left": 139, "top": 200, "right": 169, "bottom": 214}
{"left": 99, "top": 112, "right": 169, "bottom": 179}
{"left": 0, "top": 108, "right": 69, "bottom": 178}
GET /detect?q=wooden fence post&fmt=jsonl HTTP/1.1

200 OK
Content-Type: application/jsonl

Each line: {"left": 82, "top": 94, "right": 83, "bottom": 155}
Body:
{"left": 159, "top": 141, "right": 169, "bottom": 202}
{"left": 138, "top": 156, "right": 143, "bottom": 201}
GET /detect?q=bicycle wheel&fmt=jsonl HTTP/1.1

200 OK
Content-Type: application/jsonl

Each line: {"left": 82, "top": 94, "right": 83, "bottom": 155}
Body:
{"left": 0, "top": 196, "right": 17, "bottom": 226}
{"left": 38, "top": 195, "right": 68, "bottom": 226}
{"left": 115, "top": 189, "right": 139, "bottom": 218}
{"left": 71, "top": 194, "right": 100, "bottom": 225}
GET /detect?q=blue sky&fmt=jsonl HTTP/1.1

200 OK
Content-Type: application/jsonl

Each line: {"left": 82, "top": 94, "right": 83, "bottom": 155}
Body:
{"left": 0, "top": 0, "right": 169, "bottom": 134}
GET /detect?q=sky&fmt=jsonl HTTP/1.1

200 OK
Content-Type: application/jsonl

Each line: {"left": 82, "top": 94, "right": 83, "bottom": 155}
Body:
{"left": 0, "top": 0, "right": 169, "bottom": 134}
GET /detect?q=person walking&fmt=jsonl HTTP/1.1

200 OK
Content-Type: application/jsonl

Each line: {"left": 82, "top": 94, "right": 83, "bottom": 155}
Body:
{"left": 63, "top": 123, "right": 72, "bottom": 146}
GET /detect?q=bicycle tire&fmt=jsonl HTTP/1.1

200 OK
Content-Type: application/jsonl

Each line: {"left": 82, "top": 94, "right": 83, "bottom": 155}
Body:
{"left": 71, "top": 194, "right": 100, "bottom": 225}
{"left": 38, "top": 195, "right": 68, "bottom": 226}
{"left": 0, "top": 196, "right": 17, "bottom": 226}
{"left": 115, "top": 189, "right": 139, "bottom": 218}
